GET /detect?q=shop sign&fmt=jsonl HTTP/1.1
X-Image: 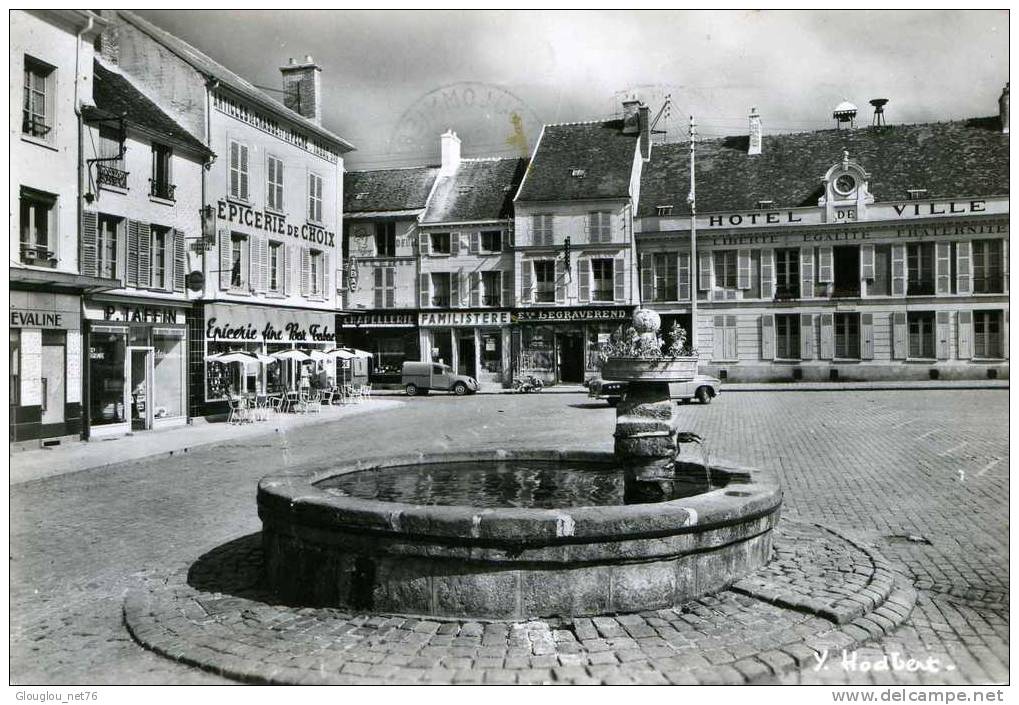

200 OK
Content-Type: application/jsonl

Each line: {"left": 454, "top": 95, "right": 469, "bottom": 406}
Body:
{"left": 204, "top": 303, "right": 335, "bottom": 343}
{"left": 10, "top": 292, "right": 80, "bottom": 330}
{"left": 513, "top": 307, "right": 632, "bottom": 324}
{"left": 216, "top": 199, "right": 335, "bottom": 247}
{"left": 342, "top": 312, "right": 416, "bottom": 328}
{"left": 87, "top": 303, "right": 183, "bottom": 324}
{"left": 11, "top": 310, "right": 67, "bottom": 328}
{"left": 419, "top": 310, "right": 511, "bottom": 328}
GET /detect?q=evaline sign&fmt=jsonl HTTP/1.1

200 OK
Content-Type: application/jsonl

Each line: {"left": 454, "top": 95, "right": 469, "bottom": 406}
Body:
{"left": 216, "top": 200, "right": 335, "bottom": 247}
{"left": 204, "top": 303, "right": 335, "bottom": 343}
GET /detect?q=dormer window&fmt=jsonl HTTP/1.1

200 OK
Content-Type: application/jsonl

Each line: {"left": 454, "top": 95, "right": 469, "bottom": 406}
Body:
{"left": 571, "top": 168, "right": 586, "bottom": 178}
{"left": 457, "top": 185, "right": 473, "bottom": 195}
{"left": 756, "top": 200, "right": 774, "bottom": 210}
{"left": 656, "top": 205, "right": 673, "bottom": 217}
{"left": 906, "top": 188, "right": 928, "bottom": 200}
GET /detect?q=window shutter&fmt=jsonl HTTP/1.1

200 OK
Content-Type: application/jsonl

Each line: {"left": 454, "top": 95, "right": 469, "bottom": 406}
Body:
{"left": 451, "top": 232, "right": 461, "bottom": 257}
{"left": 450, "top": 271, "right": 461, "bottom": 308}
{"left": 891, "top": 244, "right": 907, "bottom": 297}
{"left": 470, "top": 271, "right": 481, "bottom": 307}
{"left": 1002, "top": 239, "right": 1009, "bottom": 293}
{"left": 935, "top": 242, "right": 952, "bottom": 294}
{"left": 819, "top": 313, "right": 834, "bottom": 360}
{"left": 218, "top": 229, "right": 231, "bottom": 290}
{"left": 892, "top": 312, "right": 908, "bottom": 359}
{"left": 81, "top": 211, "right": 98, "bottom": 278}
{"left": 521, "top": 261, "right": 532, "bottom": 303}
{"left": 249, "top": 235, "right": 260, "bottom": 292}
{"left": 578, "top": 259, "right": 590, "bottom": 302}
{"left": 374, "top": 267, "right": 384, "bottom": 308}
{"left": 1003, "top": 311, "right": 1009, "bottom": 359}
{"left": 800, "top": 314, "right": 814, "bottom": 360}
{"left": 724, "top": 316, "right": 738, "bottom": 361}
{"left": 285, "top": 244, "right": 298, "bottom": 296}
{"left": 761, "top": 314, "right": 775, "bottom": 360}
{"left": 300, "top": 246, "right": 310, "bottom": 296}
{"left": 229, "top": 142, "right": 239, "bottom": 197}
{"left": 860, "top": 244, "right": 875, "bottom": 280}
{"left": 116, "top": 219, "right": 126, "bottom": 285}
{"left": 760, "top": 248, "right": 774, "bottom": 300}
{"left": 955, "top": 241, "right": 972, "bottom": 295}
{"left": 936, "top": 311, "right": 950, "bottom": 360}
{"left": 640, "top": 253, "right": 652, "bottom": 303}
{"left": 419, "top": 273, "right": 430, "bottom": 308}
{"left": 239, "top": 145, "right": 249, "bottom": 200}
{"left": 501, "top": 270, "right": 513, "bottom": 307}
{"left": 817, "top": 246, "right": 833, "bottom": 284}
{"left": 173, "top": 229, "right": 185, "bottom": 292}
{"left": 137, "top": 222, "right": 152, "bottom": 288}
{"left": 957, "top": 311, "right": 972, "bottom": 359}
{"left": 323, "top": 251, "right": 332, "bottom": 298}
{"left": 614, "top": 253, "right": 626, "bottom": 302}
{"left": 698, "top": 252, "right": 711, "bottom": 291}
{"left": 861, "top": 313, "right": 874, "bottom": 360}
{"left": 800, "top": 247, "right": 814, "bottom": 299}
{"left": 385, "top": 268, "right": 395, "bottom": 308}
{"left": 420, "top": 232, "right": 430, "bottom": 256}
{"left": 555, "top": 258, "right": 566, "bottom": 304}
{"left": 737, "top": 249, "right": 751, "bottom": 289}
{"left": 470, "top": 232, "right": 480, "bottom": 254}
{"left": 126, "top": 220, "right": 140, "bottom": 286}
{"left": 678, "top": 253, "right": 691, "bottom": 301}
{"left": 712, "top": 316, "right": 725, "bottom": 361}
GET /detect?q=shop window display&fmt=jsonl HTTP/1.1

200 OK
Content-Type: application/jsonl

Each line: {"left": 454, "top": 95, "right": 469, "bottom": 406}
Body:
{"left": 520, "top": 326, "right": 554, "bottom": 374}
{"left": 89, "top": 329, "right": 127, "bottom": 426}
{"left": 153, "top": 330, "right": 184, "bottom": 418}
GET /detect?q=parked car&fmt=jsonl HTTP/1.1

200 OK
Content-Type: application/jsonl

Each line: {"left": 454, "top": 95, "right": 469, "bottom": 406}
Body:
{"left": 402, "top": 361, "right": 479, "bottom": 396}
{"left": 587, "top": 374, "right": 722, "bottom": 406}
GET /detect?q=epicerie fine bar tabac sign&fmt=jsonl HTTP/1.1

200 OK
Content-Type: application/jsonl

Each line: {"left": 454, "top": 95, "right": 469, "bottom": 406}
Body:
{"left": 418, "top": 310, "right": 512, "bottom": 328}
{"left": 204, "top": 304, "right": 335, "bottom": 343}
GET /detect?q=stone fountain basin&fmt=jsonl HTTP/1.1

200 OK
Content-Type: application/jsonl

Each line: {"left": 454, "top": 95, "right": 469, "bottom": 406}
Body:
{"left": 257, "top": 449, "right": 782, "bottom": 620}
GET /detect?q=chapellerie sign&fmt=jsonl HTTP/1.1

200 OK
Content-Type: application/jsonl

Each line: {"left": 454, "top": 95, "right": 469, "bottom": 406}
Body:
{"left": 204, "top": 304, "right": 335, "bottom": 343}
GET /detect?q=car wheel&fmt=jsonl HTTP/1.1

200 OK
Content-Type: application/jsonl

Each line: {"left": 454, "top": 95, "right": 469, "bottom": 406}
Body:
{"left": 453, "top": 382, "right": 468, "bottom": 396}
{"left": 405, "top": 383, "right": 418, "bottom": 396}
{"left": 696, "top": 387, "right": 712, "bottom": 404}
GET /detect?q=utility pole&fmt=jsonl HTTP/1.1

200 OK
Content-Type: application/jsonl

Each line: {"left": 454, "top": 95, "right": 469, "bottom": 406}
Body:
{"left": 688, "top": 115, "right": 698, "bottom": 352}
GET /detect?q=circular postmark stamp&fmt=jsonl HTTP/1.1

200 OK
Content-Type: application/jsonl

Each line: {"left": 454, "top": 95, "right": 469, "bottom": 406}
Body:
{"left": 388, "top": 81, "right": 542, "bottom": 159}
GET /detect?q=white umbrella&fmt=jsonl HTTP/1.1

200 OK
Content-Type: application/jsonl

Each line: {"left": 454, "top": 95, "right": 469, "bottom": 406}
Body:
{"left": 207, "top": 351, "right": 259, "bottom": 366}
{"left": 325, "top": 348, "right": 357, "bottom": 360}
{"left": 252, "top": 352, "right": 275, "bottom": 364}
{"left": 270, "top": 349, "right": 311, "bottom": 362}
{"left": 344, "top": 347, "right": 373, "bottom": 359}
{"left": 305, "top": 350, "right": 331, "bottom": 362}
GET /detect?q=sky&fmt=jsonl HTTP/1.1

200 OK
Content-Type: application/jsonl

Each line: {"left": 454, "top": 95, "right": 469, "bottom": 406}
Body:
{"left": 137, "top": 10, "right": 1010, "bottom": 170}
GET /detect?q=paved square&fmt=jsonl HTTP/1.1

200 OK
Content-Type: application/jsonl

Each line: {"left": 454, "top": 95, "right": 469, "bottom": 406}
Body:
{"left": 9, "top": 389, "right": 1008, "bottom": 684}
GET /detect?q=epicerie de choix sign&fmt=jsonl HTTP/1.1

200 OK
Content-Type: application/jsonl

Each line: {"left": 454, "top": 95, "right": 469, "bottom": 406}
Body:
{"left": 204, "top": 304, "right": 335, "bottom": 343}
{"left": 216, "top": 199, "right": 336, "bottom": 247}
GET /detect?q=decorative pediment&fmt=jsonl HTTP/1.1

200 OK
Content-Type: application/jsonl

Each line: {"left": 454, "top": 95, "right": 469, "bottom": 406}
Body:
{"left": 818, "top": 151, "right": 874, "bottom": 222}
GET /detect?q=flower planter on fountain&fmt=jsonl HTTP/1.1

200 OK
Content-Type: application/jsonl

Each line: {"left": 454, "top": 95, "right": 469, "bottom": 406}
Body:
{"left": 601, "top": 356, "right": 698, "bottom": 382}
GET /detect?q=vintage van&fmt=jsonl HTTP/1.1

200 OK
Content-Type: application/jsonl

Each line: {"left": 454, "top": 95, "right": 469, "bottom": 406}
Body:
{"left": 401, "top": 361, "right": 480, "bottom": 396}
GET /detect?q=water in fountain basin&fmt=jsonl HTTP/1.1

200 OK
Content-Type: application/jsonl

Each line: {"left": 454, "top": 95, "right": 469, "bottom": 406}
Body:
{"left": 316, "top": 460, "right": 731, "bottom": 509}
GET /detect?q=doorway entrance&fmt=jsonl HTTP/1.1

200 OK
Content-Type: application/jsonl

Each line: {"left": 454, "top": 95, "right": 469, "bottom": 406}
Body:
{"left": 457, "top": 330, "right": 476, "bottom": 378}
{"left": 40, "top": 339, "right": 65, "bottom": 426}
{"left": 128, "top": 347, "right": 153, "bottom": 431}
{"left": 557, "top": 331, "right": 585, "bottom": 384}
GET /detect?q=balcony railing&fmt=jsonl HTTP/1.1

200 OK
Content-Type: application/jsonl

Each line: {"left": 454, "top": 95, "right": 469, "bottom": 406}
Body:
{"left": 97, "top": 164, "right": 129, "bottom": 190}
{"left": 973, "top": 276, "right": 1005, "bottom": 294}
{"left": 774, "top": 285, "right": 800, "bottom": 300}
{"left": 907, "top": 280, "right": 935, "bottom": 296}
{"left": 150, "top": 179, "right": 176, "bottom": 201}
{"left": 22, "top": 116, "right": 51, "bottom": 138}
{"left": 832, "top": 284, "right": 861, "bottom": 298}
{"left": 20, "top": 242, "right": 55, "bottom": 265}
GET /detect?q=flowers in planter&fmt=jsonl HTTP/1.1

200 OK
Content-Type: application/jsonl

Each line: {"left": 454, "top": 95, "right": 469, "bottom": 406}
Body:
{"left": 596, "top": 319, "right": 694, "bottom": 366}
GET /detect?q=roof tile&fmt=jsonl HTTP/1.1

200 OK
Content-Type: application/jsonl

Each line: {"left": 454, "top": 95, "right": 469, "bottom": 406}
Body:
{"left": 422, "top": 158, "right": 527, "bottom": 223}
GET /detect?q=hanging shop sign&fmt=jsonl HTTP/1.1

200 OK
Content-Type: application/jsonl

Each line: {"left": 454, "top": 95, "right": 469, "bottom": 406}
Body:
{"left": 418, "top": 310, "right": 512, "bottom": 328}
{"left": 216, "top": 200, "right": 335, "bottom": 247}
{"left": 341, "top": 312, "right": 417, "bottom": 328}
{"left": 513, "top": 307, "right": 632, "bottom": 324}
{"left": 204, "top": 303, "right": 335, "bottom": 343}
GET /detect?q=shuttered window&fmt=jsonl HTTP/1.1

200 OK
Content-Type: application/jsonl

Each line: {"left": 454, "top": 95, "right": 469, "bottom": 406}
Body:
{"left": 19, "top": 187, "right": 56, "bottom": 264}
{"left": 266, "top": 155, "right": 284, "bottom": 211}
{"left": 151, "top": 225, "right": 171, "bottom": 290}
{"left": 974, "top": 310, "right": 1004, "bottom": 359}
{"left": 588, "top": 212, "right": 611, "bottom": 243}
{"left": 268, "top": 242, "right": 283, "bottom": 292}
{"left": 97, "top": 215, "right": 121, "bottom": 279}
{"left": 480, "top": 230, "right": 502, "bottom": 252}
{"left": 308, "top": 172, "right": 324, "bottom": 223}
{"left": 532, "top": 214, "right": 553, "bottom": 246}
{"left": 230, "top": 233, "right": 248, "bottom": 289}
{"left": 834, "top": 313, "right": 860, "bottom": 359}
{"left": 591, "top": 258, "right": 614, "bottom": 302}
{"left": 775, "top": 314, "right": 800, "bottom": 360}
{"left": 775, "top": 248, "right": 800, "bottom": 299}
{"left": 482, "top": 271, "right": 501, "bottom": 306}
{"left": 229, "top": 140, "right": 249, "bottom": 201}
{"left": 652, "top": 253, "right": 677, "bottom": 302}
{"left": 431, "top": 273, "right": 451, "bottom": 307}
{"left": 373, "top": 267, "right": 396, "bottom": 308}
{"left": 534, "top": 260, "right": 555, "bottom": 303}
{"left": 907, "top": 311, "right": 936, "bottom": 359}
{"left": 972, "top": 240, "right": 1004, "bottom": 294}
{"left": 907, "top": 242, "right": 936, "bottom": 295}
{"left": 22, "top": 56, "right": 54, "bottom": 140}
{"left": 309, "top": 250, "right": 322, "bottom": 297}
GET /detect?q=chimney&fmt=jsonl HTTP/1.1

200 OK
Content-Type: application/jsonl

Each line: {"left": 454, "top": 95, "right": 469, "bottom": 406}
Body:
{"left": 280, "top": 55, "right": 322, "bottom": 124}
{"left": 748, "top": 107, "right": 762, "bottom": 156}
{"left": 440, "top": 130, "right": 461, "bottom": 175}
{"left": 999, "top": 83, "right": 1009, "bottom": 134}
{"left": 637, "top": 104, "right": 651, "bottom": 161}
{"left": 95, "top": 10, "right": 119, "bottom": 65}
{"left": 621, "top": 98, "right": 640, "bottom": 134}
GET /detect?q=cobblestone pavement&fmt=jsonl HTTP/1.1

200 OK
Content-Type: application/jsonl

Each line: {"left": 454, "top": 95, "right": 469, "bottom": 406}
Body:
{"left": 10, "top": 390, "right": 1008, "bottom": 684}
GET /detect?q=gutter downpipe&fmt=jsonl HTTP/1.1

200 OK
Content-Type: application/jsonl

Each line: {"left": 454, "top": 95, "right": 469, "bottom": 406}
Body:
{"left": 688, "top": 116, "right": 698, "bottom": 353}
{"left": 75, "top": 13, "right": 95, "bottom": 441}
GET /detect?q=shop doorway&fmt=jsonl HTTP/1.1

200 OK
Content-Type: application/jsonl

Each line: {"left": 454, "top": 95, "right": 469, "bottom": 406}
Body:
{"left": 40, "top": 341, "right": 65, "bottom": 426}
{"left": 128, "top": 347, "right": 153, "bottom": 431}
{"left": 457, "top": 331, "right": 476, "bottom": 377}
{"left": 557, "top": 332, "right": 585, "bottom": 384}
{"left": 477, "top": 330, "right": 503, "bottom": 386}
